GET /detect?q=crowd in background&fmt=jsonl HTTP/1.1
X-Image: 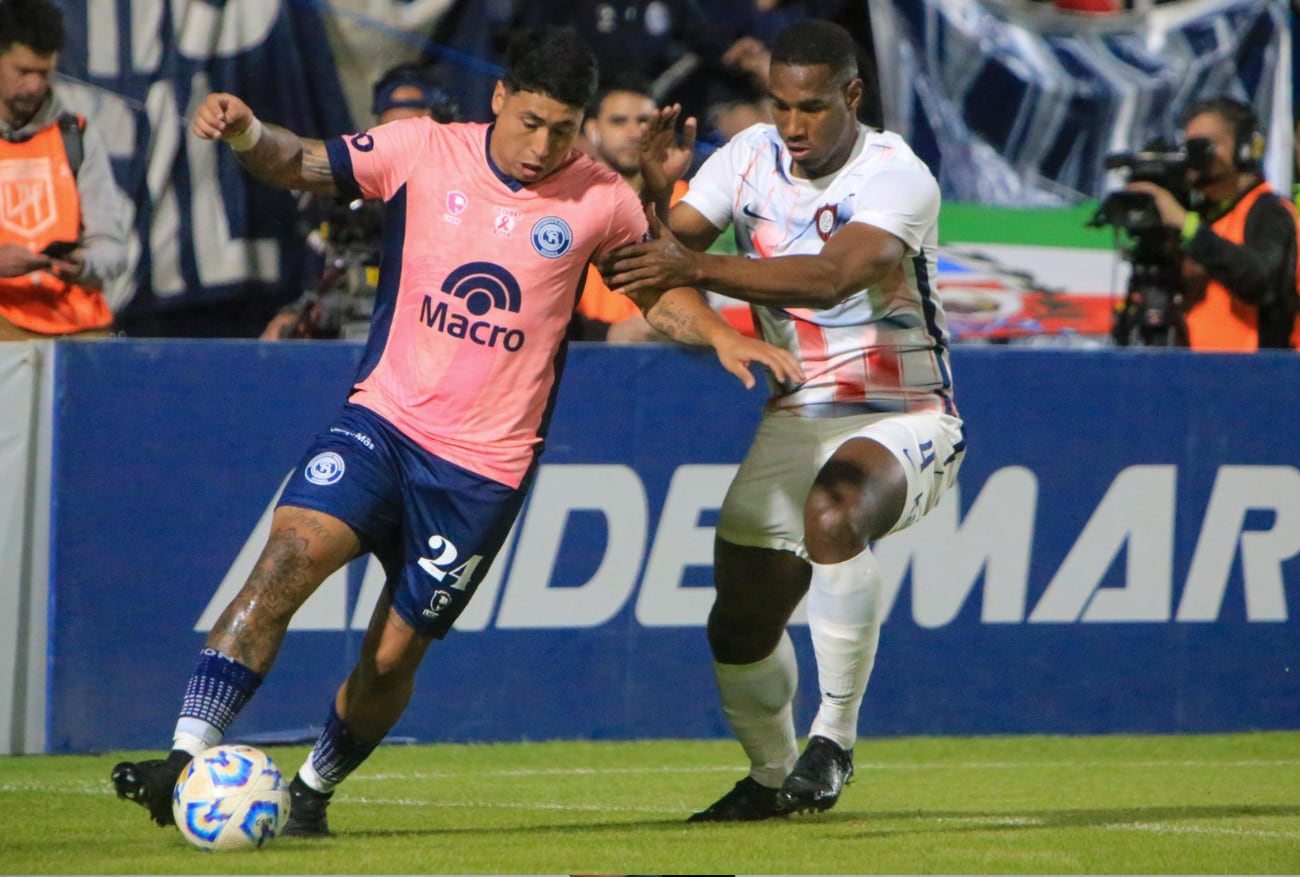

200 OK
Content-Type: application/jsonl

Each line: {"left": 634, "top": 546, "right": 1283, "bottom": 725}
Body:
{"left": 2, "top": 0, "right": 1295, "bottom": 349}
{"left": 423, "top": 1, "right": 880, "bottom": 139}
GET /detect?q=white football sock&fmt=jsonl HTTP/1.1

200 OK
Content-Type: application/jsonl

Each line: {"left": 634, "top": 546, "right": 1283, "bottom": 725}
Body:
{"left": 173, "top": 718, "right": 221, "bottom": 756}
{"left": 298, "top": 759, "right": 334, "bottom": 793}
{"left": 806, "top": 546, "right": 883, "bottom": 751}
{"left": 713, "top": 630, "right": 799, "bottom": 788}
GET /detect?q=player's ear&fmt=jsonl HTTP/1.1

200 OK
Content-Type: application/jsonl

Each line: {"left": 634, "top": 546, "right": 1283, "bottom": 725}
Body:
{"left": 490, "top": 81, "right": 507, "bottom": 116}
{"left": 844, "top": 77, "right": 863, "bottom": 113}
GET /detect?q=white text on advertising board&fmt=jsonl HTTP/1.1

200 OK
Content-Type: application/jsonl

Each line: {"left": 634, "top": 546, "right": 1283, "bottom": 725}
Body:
{"left": 198, "top": 463, "right": 1299, "bottom": 632}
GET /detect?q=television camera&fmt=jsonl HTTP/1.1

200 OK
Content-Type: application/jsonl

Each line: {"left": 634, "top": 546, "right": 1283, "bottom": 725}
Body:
{"left": 285, "top": 197, "right": 383, "bottom": 340}
{"left": 1088, "top": 138, "right": 1214, "bottom": 347}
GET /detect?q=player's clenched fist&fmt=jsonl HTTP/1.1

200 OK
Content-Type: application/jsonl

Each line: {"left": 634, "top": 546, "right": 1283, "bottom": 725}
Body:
{"left": 191, "top": 93, "right": 254, "bottom": 143}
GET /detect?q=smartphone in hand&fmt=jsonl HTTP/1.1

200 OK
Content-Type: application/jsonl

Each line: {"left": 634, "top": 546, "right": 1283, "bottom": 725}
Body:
{"left": 40, "top": 240, "right": 78, "bottom": 259}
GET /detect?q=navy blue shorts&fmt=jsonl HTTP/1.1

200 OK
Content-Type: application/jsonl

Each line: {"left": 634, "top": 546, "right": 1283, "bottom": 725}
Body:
{"left": 278, "top": 403, "right": 529, "bottom": 639}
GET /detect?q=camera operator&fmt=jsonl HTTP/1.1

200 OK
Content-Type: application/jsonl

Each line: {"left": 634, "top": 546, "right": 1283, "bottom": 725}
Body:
{"left": 1126, "top": 97, "right": 1299, "bottom": 351}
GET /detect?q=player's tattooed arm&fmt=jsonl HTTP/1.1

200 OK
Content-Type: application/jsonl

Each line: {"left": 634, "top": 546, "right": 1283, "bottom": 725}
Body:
{"left": 235, "top": 131, "right": 339, "bottom": 198}
{"left": 637, "top": 287, "right": 710, "bottom": 345}
{"left": 638, "top": 287, "right": 803, "bottom": 390}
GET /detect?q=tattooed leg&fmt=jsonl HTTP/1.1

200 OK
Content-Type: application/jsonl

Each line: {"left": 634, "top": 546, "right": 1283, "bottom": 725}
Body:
{"left": 205, "top": 505, "right": 362, "bottom": 675}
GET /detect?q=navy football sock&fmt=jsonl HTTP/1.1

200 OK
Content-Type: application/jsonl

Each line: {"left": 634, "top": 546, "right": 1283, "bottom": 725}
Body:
{"left": 177, "top": 648, "right": 263, "bottom": 738}
{"left": 305, "top": 704, "right": 381, "bottom": 790}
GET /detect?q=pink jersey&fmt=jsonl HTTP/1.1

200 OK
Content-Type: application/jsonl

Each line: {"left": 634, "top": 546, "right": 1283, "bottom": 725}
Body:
{"left": 326, "top": 120, "right": 647, "bottom": 487}
{"left": 682, "top": 123, "right": 956, "bottom": 418}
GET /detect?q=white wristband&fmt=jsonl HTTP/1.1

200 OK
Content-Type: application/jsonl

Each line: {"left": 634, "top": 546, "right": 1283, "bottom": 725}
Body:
{"left": 228, "top": 117, "right": 263, "bottom": 152}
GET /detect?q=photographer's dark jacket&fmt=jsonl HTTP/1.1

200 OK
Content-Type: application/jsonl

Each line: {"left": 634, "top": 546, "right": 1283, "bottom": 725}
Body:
{"left": 1183, "top": 181, "right": 1299, "bottom": 350}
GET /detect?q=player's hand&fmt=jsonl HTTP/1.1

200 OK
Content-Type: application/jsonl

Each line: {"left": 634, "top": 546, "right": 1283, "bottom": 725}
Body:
{"left": 1126, "top": 181, "right": 1187, "bottom": 230}
{"left": 711, "top": 331, "right": 804, "bottom": 391}
{"left": 191, "top": 92, "right": 256, "bottom": 144}
{"left": 640, "top": 104, "right": 696, "bottom": 202}
{"left": 603, "top": 208, "right": 699, "bottom": 294}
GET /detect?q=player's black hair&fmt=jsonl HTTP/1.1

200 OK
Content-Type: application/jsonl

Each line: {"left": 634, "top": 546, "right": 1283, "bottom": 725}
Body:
{"left": 503, "top": 26, "right": 599, "bottom": 111}
{"left": 371, "top": 62, "right": 461, "bottom": 123}
{"left": 587, "top": 72, "right": 654, "bottom": 119}
{"left": 0, "top": 0, "right": 66, "bottom": 55}
{"left": 769, "top": 19, "right": 859, "bottom": 86}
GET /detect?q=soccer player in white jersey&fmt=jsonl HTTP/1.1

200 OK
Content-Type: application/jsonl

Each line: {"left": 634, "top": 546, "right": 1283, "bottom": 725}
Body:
{"left": 606, "top": 19, "right": 966, "bottom": 821}
{"left": 111, "top": 26, "right": 799, "bottom": 837}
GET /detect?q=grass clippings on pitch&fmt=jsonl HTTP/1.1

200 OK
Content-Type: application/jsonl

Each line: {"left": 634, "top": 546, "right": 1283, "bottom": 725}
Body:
{"left": 1, "top": 733, "right": 1297, "bottom": 874}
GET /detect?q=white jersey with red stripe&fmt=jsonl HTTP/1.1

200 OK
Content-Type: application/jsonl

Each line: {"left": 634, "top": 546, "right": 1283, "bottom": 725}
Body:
{"left": 682, "top": 123, "right": 955, "bottom": 417}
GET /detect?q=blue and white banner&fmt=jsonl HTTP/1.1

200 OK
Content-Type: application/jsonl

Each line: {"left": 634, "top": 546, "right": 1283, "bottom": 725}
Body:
{"left": 57, "top": 1, "right": 356, "bottom": 328}
{"left": 870, "top": 0, "right": 1293, "bottom": 205}
{"left": 40, "top": 342, "right": 1300, "bottom": 753}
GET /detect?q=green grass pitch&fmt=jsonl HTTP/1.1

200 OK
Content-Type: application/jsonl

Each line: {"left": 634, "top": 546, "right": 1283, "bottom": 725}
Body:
{"left": 1, "top": 733, "right": 1297, "bottom": 874}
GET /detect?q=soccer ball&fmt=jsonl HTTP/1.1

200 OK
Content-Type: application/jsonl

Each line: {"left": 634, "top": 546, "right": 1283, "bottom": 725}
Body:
{"left": 171, "top": 744, "right": 291, "bottom": 851}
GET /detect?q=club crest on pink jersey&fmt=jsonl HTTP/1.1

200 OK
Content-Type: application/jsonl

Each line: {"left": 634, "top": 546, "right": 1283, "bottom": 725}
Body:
{"left": 530, "top": 216, "right": 572, "bottom": 258}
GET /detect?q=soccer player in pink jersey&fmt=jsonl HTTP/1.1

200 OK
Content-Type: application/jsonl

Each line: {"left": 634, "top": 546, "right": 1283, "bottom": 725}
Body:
{"left": 111, "top": 26, "right": 800, "bottom": 837}
{"left": 606, "top": 19, "right": 967, "bottom": 821}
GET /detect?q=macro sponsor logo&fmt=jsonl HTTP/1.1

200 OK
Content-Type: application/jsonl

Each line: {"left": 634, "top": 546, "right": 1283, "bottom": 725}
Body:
{"left": 200, "top": 463, "right": 1300, "bottom": 632}
{"left": 420, "top": 261, "right": 525, "bottom": 351}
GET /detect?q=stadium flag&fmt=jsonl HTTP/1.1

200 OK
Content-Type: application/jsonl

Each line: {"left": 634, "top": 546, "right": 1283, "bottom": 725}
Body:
{"left": 869, "top": 0, "right": 1293, "bottom": 205}
{"left": 55, "top": 2, "right": 358, "bottom": 328}
{"left": 937, "top": 203, "right": 1118, "bottom": 342}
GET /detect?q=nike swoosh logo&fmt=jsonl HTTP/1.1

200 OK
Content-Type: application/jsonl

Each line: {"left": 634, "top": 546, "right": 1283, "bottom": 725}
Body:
{"left": 741, "top": 204, "right": 771, "bottom": 221}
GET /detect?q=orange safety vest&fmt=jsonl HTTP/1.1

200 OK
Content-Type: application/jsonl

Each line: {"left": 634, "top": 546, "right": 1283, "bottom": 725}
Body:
{"left": 1186, "top": 182, "right": 1299, "bottom": 351}
{"left": 0, "top": 118, "right": 112, "bottom": 335}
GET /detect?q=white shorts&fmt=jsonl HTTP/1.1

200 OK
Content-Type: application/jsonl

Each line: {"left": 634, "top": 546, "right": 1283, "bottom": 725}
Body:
{"left": 716, "top": 409, "right": 966, "bottom": 558}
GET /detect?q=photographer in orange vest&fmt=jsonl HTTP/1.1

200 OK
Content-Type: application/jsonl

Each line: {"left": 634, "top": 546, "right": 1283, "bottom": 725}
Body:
{"left": 1127, "top": 97, "right": 1299, "bottom": 351}
{"left": 0, "top": 0, "right": 129, "bottom": 339}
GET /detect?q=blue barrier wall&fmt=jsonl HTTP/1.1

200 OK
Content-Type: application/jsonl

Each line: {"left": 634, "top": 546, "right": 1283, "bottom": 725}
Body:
{"left": 47, "top": 342, "right": 1300, "bottom": 753}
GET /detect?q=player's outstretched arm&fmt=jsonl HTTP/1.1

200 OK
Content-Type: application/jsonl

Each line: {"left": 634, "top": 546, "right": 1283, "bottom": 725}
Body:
{"left": 633, "top": 286, "right": 803, "bottom": 390}
{"left": 191, "top": 92, "right": 339, "bottom": 198}
{"left": 609, "top": 219, "right": 906, "bottom": 310}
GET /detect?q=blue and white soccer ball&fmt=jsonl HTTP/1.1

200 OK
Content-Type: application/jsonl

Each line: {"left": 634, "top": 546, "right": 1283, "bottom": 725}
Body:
{"left": 172, "top": 744, "right": 290, "bottom": 851}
